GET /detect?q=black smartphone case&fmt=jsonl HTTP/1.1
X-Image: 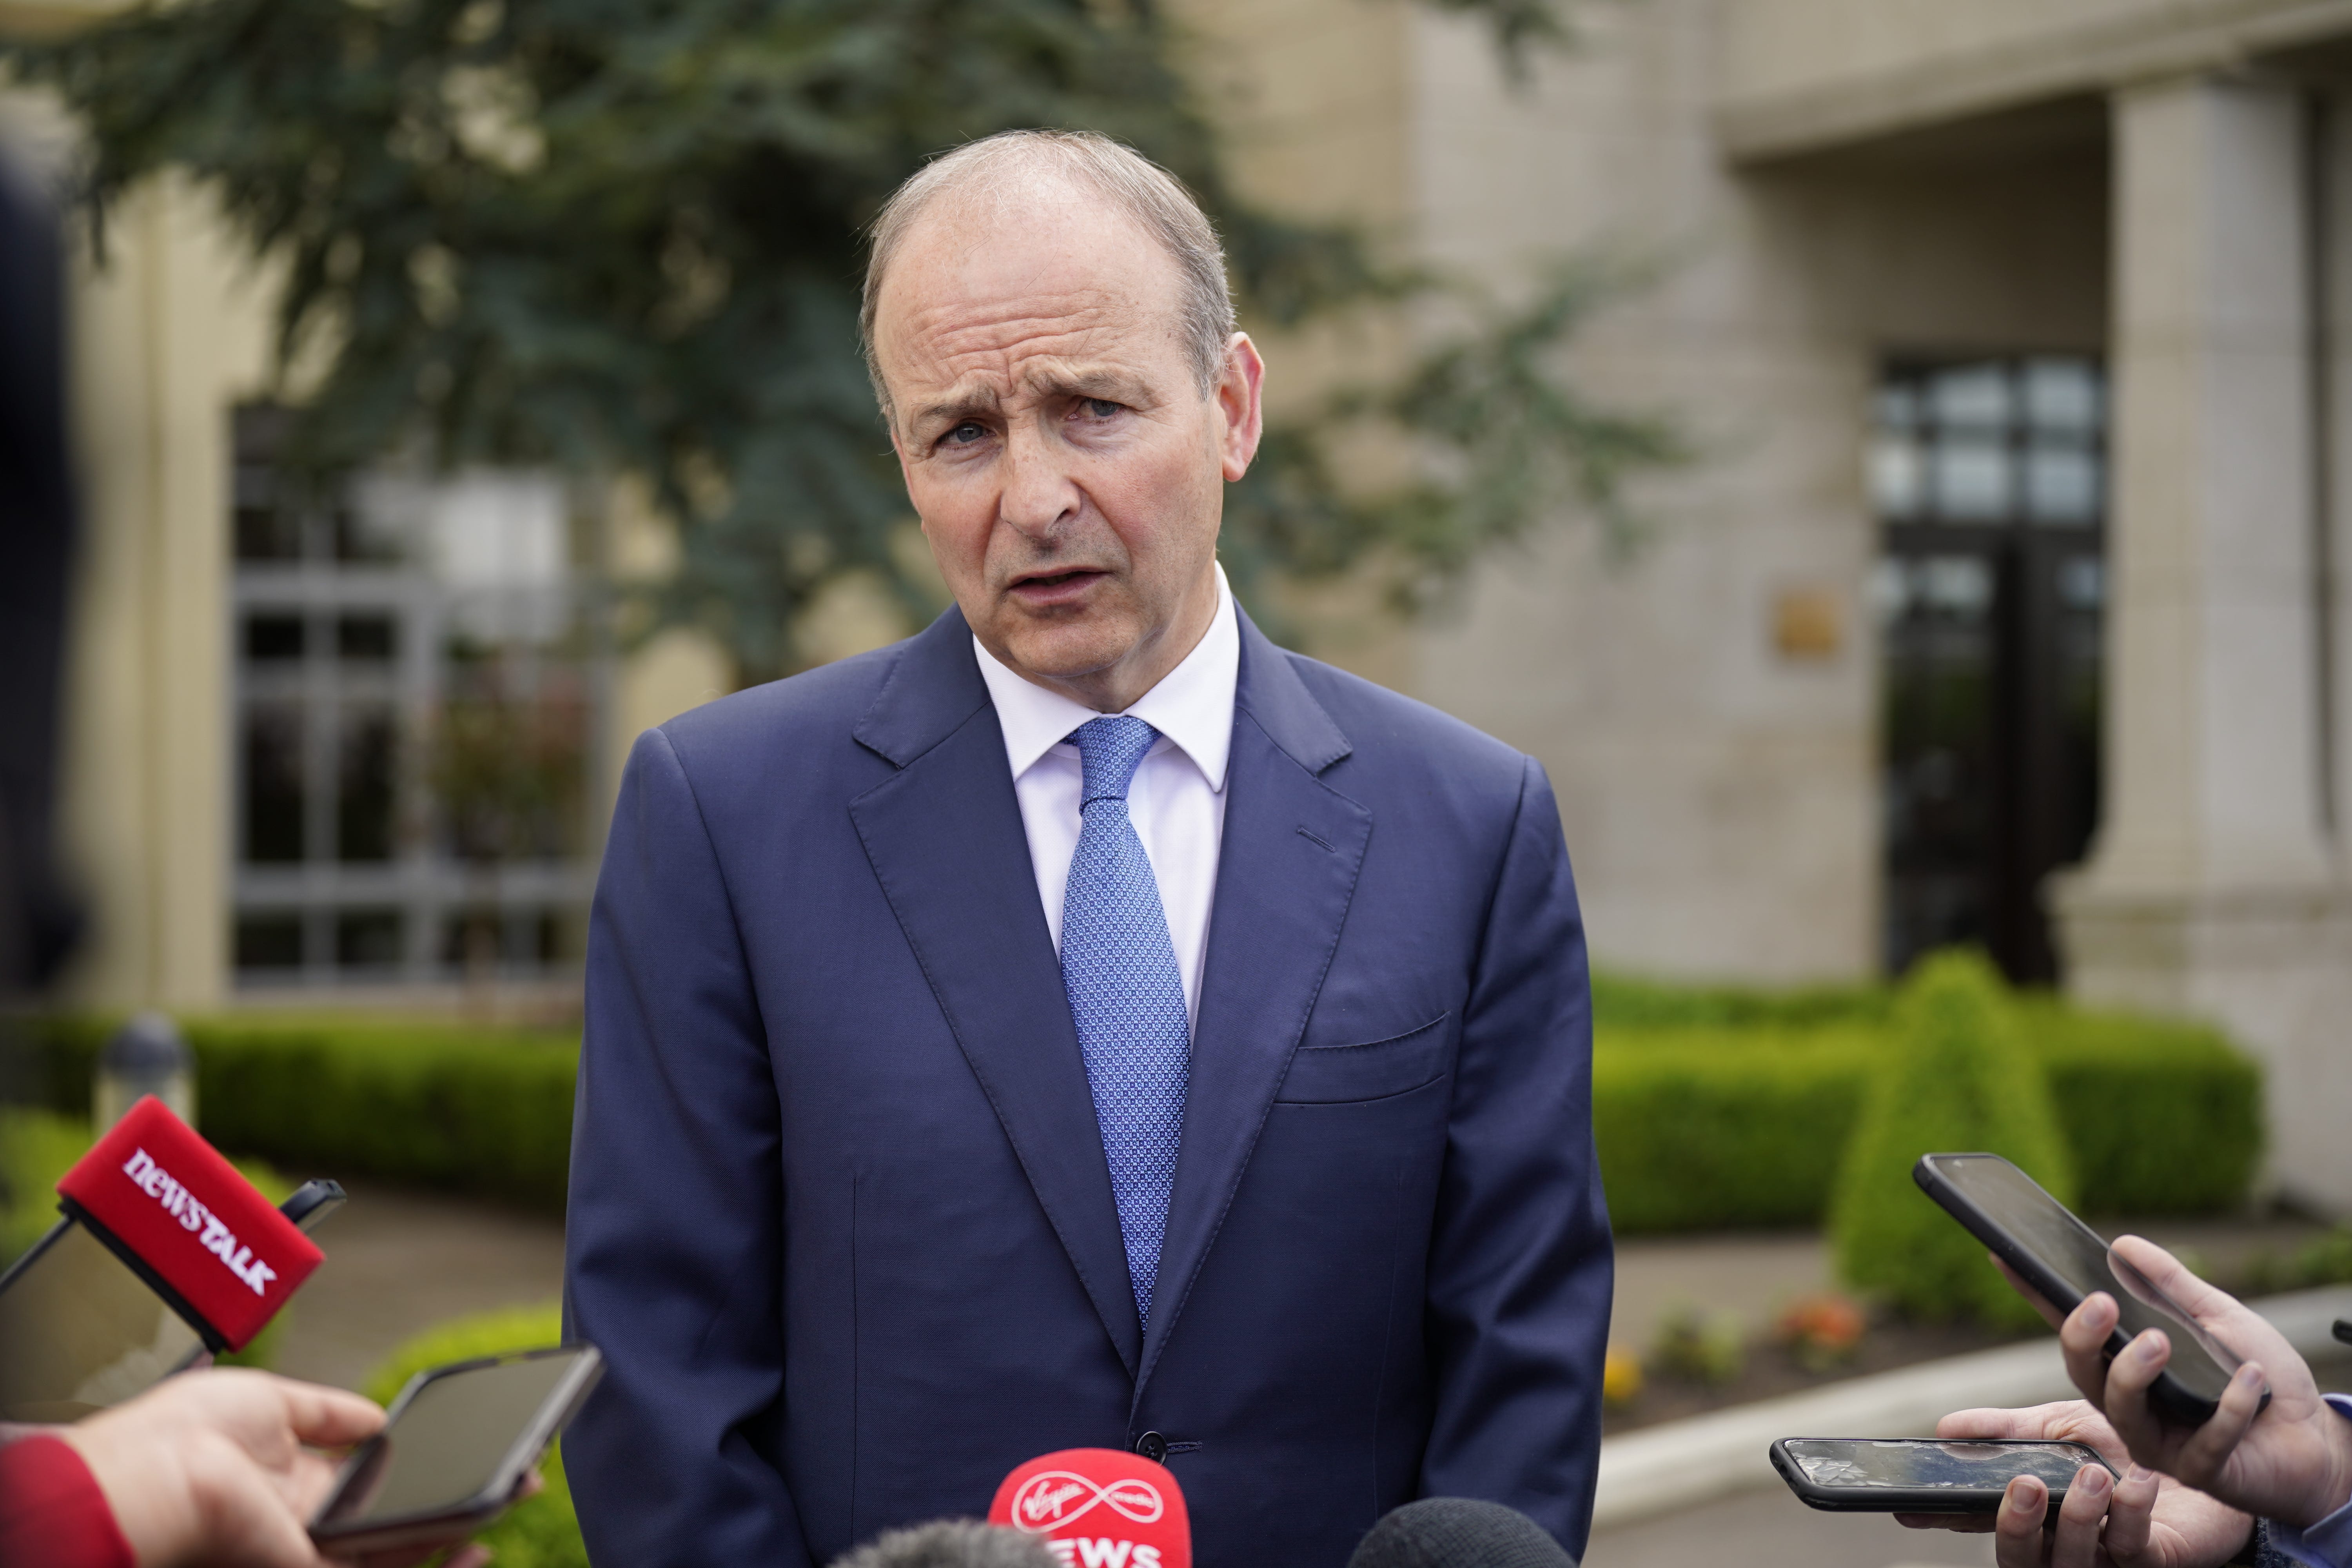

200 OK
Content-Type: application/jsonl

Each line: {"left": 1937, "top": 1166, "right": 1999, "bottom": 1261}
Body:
{"left": 1913, "top": 1154, "right": 2229, "bottom": 1426}
{"left": 309, "top": 1344, "right": 604, "bottom": 1554}
{"left": 1770, "top": 1437, "right": 2105, "bottom": 1519}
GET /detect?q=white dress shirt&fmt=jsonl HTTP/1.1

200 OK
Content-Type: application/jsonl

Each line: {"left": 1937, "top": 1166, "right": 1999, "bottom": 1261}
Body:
{"left": 973, "top": 566, "right": 1238, "bottom": 1024}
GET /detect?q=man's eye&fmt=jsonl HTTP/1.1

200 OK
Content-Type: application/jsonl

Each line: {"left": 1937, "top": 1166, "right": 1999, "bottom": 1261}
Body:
{"left": 1080, "top": 398, "right": 1123, "bottom": 419}
{"left": 943, "top": 422, "right": 987, "bottom": 446}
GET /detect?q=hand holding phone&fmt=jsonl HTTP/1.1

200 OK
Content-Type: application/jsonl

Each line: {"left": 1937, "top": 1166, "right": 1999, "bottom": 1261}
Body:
{"left": 1913, "top": 1154, "right": 2260, "bottom": 1426}
{"left": 310, "top": 1345, "right": 601, "bottom": 1555}
{"left": 1917, "top": 1155, "right": 2352, "bottom": 1530}
{"left": 1891, "top": 1401, "right": 2256, "bottom": 1568}
{"left": 2051, "top": 1236, "right": 2352, "bottom": 1532}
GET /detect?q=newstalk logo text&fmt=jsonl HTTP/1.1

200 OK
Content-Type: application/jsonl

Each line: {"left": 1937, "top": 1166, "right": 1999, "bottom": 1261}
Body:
{"left": 120, "top": 1146, "right": 279, "bottom": 1296}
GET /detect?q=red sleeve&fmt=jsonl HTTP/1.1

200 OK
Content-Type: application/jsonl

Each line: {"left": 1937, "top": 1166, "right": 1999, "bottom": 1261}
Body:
{"left": 0, "top": 1433, "right": 138, "bottom": 1568}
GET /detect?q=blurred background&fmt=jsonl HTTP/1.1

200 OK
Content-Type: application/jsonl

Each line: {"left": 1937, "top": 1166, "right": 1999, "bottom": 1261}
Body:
{"left": 4, "top": 2, "right": 2352, "bottom": 1562}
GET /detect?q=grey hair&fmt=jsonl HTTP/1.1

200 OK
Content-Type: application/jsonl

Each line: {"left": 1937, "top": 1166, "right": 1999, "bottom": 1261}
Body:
{"left": 859, "top": 129, "right": 1236, "bottom": 417}
{"left": 828, "top": 1519, "right": 1059, "bottom": 1568}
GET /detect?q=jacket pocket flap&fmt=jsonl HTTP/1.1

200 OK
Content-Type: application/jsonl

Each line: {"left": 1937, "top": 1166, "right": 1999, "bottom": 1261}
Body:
{"left": 1275, "top": 1013, "right": 1453, "bottom": 1104}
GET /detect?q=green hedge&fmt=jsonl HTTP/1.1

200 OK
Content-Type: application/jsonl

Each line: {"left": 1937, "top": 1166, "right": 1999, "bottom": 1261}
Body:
{"left": 7, "top": 972, "right": 2263, "bottom": 1233}
{"left": 1592, "top": 1029, "right": 1872, "bottom": 1232}
{"left": 1592, "top": 989, "right": 2260, "bottom": 1235}
{"left": 13, "top": 1018, "right": 579, "bottom": 1214}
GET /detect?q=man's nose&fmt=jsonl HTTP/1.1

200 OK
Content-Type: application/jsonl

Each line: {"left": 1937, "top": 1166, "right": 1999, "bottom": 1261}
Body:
{"left": 998, "top": 423, "right": 1082, "bottom": 539}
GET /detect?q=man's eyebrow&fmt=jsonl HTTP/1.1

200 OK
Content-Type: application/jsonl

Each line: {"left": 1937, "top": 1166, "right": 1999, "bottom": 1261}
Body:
{"left": 910, "top": 385, "right": 1002, "bottom": 433}
{"left": 1025, "top": 367, "right": 1152, "bottom": 403}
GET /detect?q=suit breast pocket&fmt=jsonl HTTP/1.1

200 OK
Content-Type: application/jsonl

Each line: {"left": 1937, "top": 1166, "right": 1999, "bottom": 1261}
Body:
{"left": 1274, "top": 1013, "right": 1454, "bottom": 1105}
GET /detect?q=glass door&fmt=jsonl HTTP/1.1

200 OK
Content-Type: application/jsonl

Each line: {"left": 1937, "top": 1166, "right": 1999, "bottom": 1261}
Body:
{"left": 1872, "top": 357, "right": 2106, "bottom": 984}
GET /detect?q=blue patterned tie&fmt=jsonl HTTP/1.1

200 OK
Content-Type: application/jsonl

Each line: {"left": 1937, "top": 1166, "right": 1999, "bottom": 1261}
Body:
{"left": 1060, "top": 716, "right": 1191, "bottom": 1326}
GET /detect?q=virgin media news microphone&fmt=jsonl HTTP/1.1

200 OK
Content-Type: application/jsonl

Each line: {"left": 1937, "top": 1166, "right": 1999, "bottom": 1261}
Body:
{"left": 0, "top": 1095, "right": 324, "bottom": 1421}
{"left": 1347, "top": 1498, "right": 1577, "bottom": 1568}
{"left": 989, "top": 1448, "right": 1190, "bottom": 1568}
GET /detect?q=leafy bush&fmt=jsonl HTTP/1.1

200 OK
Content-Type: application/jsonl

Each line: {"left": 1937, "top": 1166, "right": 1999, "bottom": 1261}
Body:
{"left": 11, "top": 968, "right": 2261, "bottom": 1239}
{"left": 18, "top": 1018, "right": 579, "bottom": 1214}
{"left": 366, "top": 1302, "right": 586, "bottom": 1568}
{"left": 2022, "top": 1000, "right": 2263, "bottom": 1214}
{"left": 2240, "top": 1228, "right": 2352, "bottom": 1295}
{"left": 1593, "top": 978, "right": 2261, "bottom": 1236}
{"left": 1592, "top": 1030, "right": 1871, "bottom": 1231}
{"left": 1831, "top": 951, "right": 2076, "bottom": 1328}
{"left": 0, "top": 1105, "right": 95, "bottom": 1267}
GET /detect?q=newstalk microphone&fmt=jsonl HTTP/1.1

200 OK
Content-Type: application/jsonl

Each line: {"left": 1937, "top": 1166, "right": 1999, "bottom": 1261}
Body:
{"left": 0, "top": 1096, "right": 326, "bottom": 1420}
{"left": 990, "top": 1448, "right": 1191, "bottom": 1568}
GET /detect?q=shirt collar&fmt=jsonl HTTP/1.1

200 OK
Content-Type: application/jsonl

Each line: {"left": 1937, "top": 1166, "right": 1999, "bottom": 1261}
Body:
{"left": 973, "top": 563, "right": 1238, "bottom": 793}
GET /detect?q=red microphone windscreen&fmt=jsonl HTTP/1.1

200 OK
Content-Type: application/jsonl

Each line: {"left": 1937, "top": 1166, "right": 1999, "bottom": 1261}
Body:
{"left": 55, "top": 1097, "right": 323, "bottom": 1351}
{"left": 990, "top": 1449, "right": 1190, "bottom": 1568}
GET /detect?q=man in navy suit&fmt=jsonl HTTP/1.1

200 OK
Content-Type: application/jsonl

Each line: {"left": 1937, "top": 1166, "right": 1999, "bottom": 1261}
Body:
{"left": 564, "top": 129, "right": 1613, "bottom": 1567}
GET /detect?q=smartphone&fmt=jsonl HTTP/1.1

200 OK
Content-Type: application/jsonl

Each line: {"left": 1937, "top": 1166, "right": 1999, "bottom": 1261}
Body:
{"left": 1915, "top": 1153, "right": 2264, "bottom": 1425}
{"left": 0, "top": 1178, "right": 346, "bottom": 1422}
{"left": 1772, "top": 1436, "right": 2114, "bottom": 1516}
{"left": 310, "top": 1345, "right": 603, "bottom": 1554}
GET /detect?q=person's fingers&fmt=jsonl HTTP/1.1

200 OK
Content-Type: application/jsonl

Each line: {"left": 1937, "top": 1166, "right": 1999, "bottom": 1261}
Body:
{"left": 2103, "top": 1328, "right": 2175, "bottom": 1469}
{"left": 2167, "top": 1362, "right": 2267, "bottom": 1491}
{"left": 1994, "top": 1256, "right": 2070, "bottom": 1331}
{"left": 2102, "top": 1463, "right": 2158, "bottom": 1562}
{"left": 1897, "top": 1512, "right": 1996, "bottom": 1533}
{"left": 2110, "top": 1237, "right": 2310, "bottom": 1399}
{"left": 1938, "top": 1406, "right": 2049, "bottom": 1441}
{"left": 178, "top": 1430, "right": 337, "bottom": 1568}
{"left": 2060, "top": 1293, "right": 2121, "bottom": 1412}
{"left": 1992, "top": 1475, "right": 2052, "bottom": 1568}
{"left": 2048, "top": 1463, "right": 2111, "bottom": 1568}
{"left": 278, "top": 1378, "right": 388, "bottom": 1449}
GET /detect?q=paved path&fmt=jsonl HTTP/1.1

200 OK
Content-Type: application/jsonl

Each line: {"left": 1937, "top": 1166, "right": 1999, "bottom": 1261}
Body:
{"left": 1587, "top": 1485, "right": 1991, "bottom": 1568}
{"left": 271, "top": 1182, "right": 566, "bottom": 1392}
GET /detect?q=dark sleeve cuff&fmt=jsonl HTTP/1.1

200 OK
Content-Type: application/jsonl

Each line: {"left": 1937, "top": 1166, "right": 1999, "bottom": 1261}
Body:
{"left": 0, "top": 1433, "right": 137, "bottom": 1568}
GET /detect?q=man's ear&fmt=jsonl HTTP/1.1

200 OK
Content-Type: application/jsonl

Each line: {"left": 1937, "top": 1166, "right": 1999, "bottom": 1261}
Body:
{"left": 1218, "top": 333, "right": 1266, "bottom": 481}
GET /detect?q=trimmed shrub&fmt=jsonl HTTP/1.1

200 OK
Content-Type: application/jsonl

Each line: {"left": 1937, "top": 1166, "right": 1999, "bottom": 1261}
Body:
{"left": 10, "top": 977, "right": 2262, "bottom": 1238}
{"left": 1593, "top": 992, "right": 2261, "bottom": 1236}
{"left": 1592, "top": 1030, "right": 1871, "bottom": 1232}
{"left": 1831, "top": 951, "right": 2075, "bottom": 1327}
{"left": 366, "top": 1302, "right": 586, "bottom": 1568}
{"left": 17, "top": 1017, "right": 579, "bottom": 1214}
{"left": 2022, "top": 1000, "right": 2263, "bottom": 1214}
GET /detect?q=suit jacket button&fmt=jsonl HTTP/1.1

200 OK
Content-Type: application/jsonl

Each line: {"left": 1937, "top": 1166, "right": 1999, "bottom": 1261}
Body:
{"left": 1133, "top": 1431, "right": 1169, "bottom": 1463}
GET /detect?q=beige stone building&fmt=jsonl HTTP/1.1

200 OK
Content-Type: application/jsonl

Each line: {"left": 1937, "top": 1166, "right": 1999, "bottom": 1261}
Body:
{"left": 8, "top": 0, "right": 2352, "bottom": 1207}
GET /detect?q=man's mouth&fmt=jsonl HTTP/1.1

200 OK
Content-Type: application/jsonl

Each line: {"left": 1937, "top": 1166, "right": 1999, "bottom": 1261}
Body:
{"left": 1008, "top": 568, "right": 1108, "bottom": 601}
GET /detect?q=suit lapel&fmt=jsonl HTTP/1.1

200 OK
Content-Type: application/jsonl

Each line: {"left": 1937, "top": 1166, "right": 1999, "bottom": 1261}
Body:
{"left": 848, "top": 609, "right": 1143, "bottom": 1375}
{"left": 1136, "top": 612, "right": 1370, "bottom": 1396}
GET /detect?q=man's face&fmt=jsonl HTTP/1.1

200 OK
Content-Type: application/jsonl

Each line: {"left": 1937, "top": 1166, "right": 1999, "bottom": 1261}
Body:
{"left": 871, "top": 185, "right": 1263, "bottom": 710}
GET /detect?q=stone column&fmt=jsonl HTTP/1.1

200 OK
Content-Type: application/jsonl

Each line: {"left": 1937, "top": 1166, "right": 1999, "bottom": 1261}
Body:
{"left": 2054, "top": 75, "right": 2352, "bottom": 1214}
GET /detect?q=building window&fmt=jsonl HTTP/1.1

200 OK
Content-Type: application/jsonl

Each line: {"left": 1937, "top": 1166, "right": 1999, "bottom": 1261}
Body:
{"left": 1873, "top": 356, "right": 2106, "bottom": 984}
{"left": 228, "top": 406, "right": 604, "bottom": 990}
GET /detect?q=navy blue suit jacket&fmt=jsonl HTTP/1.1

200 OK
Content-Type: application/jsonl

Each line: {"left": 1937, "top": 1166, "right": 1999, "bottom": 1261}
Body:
{"left": 564, "top": 604, "right": 1612, "bottom": 1567}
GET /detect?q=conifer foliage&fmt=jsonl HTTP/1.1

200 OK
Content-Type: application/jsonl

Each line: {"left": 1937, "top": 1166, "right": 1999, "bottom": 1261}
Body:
{"left": 1832, "top": 949, "right": 2078, "bottom": 1330}
{"left": 9, "top": 0, "right": 1678, "bottom": 681}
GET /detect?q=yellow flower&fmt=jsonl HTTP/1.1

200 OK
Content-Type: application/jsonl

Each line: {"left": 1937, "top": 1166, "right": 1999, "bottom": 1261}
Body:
{"left": 1602, "top": 1346, "right": 1644, "bottom": 1408}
